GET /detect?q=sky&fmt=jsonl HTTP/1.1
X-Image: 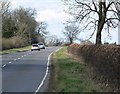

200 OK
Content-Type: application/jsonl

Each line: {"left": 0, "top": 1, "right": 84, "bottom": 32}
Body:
{"left": 8, "top": 0, "right": 119, "bottom": 44}
{"left": 9, "top": 0, "right": 69, "bottom": 36}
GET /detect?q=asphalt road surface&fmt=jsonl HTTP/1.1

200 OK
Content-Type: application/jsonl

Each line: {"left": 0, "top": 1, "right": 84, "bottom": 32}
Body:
{"left": 2, "top": 47, "right": 60, "bottom": 93}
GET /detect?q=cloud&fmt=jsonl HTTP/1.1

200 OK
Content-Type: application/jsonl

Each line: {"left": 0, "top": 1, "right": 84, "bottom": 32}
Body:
{"left": 9, "top": 0, "right": 33, "bottom": 8}
{"left": 36, "top": 9, "right": 73, "bottom": 22}
{"left": 9, "top": 0, "right": 73, "bottom": 22}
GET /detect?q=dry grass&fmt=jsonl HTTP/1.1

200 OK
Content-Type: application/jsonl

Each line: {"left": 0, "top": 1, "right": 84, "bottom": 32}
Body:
{"left": 68, "top": 44, "right": 120, "bottom": 92}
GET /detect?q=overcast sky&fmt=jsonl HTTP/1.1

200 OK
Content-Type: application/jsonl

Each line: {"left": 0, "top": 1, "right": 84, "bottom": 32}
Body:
{"left": 8, "top": 0, "right": 118, "bottom": 43}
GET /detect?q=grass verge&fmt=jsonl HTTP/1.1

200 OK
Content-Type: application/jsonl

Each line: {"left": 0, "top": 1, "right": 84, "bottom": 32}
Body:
{"left": 0, "top": 46, "right": 31, "bottom": 55}
{"left": 50, "top": 47, "right": 110, "bottom": 92}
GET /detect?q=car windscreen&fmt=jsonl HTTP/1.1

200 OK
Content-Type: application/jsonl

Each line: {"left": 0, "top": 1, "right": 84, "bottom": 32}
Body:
{"left": 32, "top": 44, "right": 38, "bottom": 47}
{"left": 38, "top": 44, "right": 43, "bottom": 45}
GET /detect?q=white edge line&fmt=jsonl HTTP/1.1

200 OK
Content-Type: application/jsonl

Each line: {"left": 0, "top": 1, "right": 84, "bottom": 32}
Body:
{"left": 55, "top": 47, "right": 63, "bottom": 52}
{"left": 34, "top": 47, "right": 62, "bottom": 94}
{"left": 34, "top": 52, "right": 53, "bottom": 93}
{"left": 34, "top": 47, "right": 62, "bottom": 93}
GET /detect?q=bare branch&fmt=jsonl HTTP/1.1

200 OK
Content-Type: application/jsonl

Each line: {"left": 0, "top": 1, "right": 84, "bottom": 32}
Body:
{"left": 63, "top": 0, "right": 119, "bottom": 44}
{"left": 105, "top": 18, "right": 119, "bottom": 23}
{"left": 106, "top": 1, "right": 114, "bottom": 11}
{"left": 74, "top": 0, "right": 99, "bottom": 15}
{"left": 92, "top": 0, "right": 99, "bottom": 14}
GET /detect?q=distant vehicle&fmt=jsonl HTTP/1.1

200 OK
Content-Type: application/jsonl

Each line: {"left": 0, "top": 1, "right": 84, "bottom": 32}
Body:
{"left": 31, "top": 44, "right": 40, "bottom": 51}
{"left": 37, "top": 43, "right": 45, "bottom": 49}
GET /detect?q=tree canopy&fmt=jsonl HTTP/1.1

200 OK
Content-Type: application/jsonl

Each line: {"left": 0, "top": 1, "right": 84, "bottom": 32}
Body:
{"left": 63, "top": 23, "right": 80, "bottom": 44}
{"left": 1, "top": 1, "right": 49, "bottom": 49}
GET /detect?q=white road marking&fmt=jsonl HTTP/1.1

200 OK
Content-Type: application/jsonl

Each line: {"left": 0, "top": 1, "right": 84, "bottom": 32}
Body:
{"left": 34, "top": 48, "right": 62, "bottom": 94}
{"left": 2, "top": 64, "right": 6, "bottom": 68}
{"left": 3, "top": 51, "right": 35, "bottom": 68}
{"left": 14, "top": 59, "right": 17, "bottom": 61}
{"left": 9, "top": 62, "right": 12, "bottom": 64}
{"left": 18, "top": 58, "right": 20, "bottom": 60}
{"left": 24, "top": 55, "right": 26, "bottom": 56}
{"left": 55, "top": 47, "right": 63, "bottom": 52}
{"left": 34, "top": 52, "right": 53, "bottom": 94}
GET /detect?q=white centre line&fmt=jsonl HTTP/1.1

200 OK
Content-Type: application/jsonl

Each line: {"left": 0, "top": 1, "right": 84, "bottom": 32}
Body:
{"left": 21, "top": 56, "right": 24, "bottom": 57}
{"left": 24, "top": 55, "right": 26, "bottom": 56}
{"left": 14, "top": 59, "right": 17, "bottom": 61}
{"left": 18, "top": 58, "right": 20, "bottom": 60}
{"left": 2, "top": 64, "right": 6, "bottom": 68}
{"left": 9, "top": 62, "right": 12, "bottom": 64}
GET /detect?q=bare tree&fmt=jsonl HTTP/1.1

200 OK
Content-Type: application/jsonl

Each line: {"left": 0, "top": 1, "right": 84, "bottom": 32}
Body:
{"left": 63, "top": 0, "right": 120, "bottom": 44}
{"left": 37, "top": 22, "right": 48, "bottom": 35}
{"left": 45, "top": 35, "right": 62, "bottom": 46}
{"left": 1, "top": 0, "right": 10, "bottom": 16}
{"left": 13, "top": 7, "right": 37, "bottom": 44}
{"left": 47, "top": 35, "right": 58, "bottom": 46}
{"left": 63, "top": 23, "right": 80, "bottom": 44}
{"left": 115, "top": 0, "right": 120, "bottom": 21}
{"left": 115, "top": 1, "right": 120, "bottom": 44}
{"left": 1, "top": 1, "right": 17, "bottom": 38}
{"left": 37, "top": 21, "right": 48, "bottom": 43}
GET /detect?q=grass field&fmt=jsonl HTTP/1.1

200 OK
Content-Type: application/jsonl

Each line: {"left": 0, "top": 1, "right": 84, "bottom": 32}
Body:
{"left": 0, "top": 46, "right": 31, "bottom": 55}
{"left": 51, "top": 47, "right": 109, "bottom": 92}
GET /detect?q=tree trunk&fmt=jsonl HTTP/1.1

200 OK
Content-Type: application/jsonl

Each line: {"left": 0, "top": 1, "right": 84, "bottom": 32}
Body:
{"left": 96, "top": 1, "right": 106, "bottom": 45}
{"left": 96, "top": 20, "right": 105, "bottom": 44}
{"left": 96, "top": 29, "right": 102, "bottom": 44}
{"left": 69, "top": 38, "right": 73, "bottom": 44}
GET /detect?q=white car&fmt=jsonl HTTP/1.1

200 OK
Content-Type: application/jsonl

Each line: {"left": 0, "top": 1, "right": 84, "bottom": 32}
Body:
{"left": 38, "top": 43, "right": 45, "bottom": 49}
{"left": 31, "top": 44, "right": 40, "bottom": 51}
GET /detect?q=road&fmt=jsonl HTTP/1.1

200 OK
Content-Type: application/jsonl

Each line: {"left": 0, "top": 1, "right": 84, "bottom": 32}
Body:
{"left": 2, "top": 47, "right": 60, "bottom": 93}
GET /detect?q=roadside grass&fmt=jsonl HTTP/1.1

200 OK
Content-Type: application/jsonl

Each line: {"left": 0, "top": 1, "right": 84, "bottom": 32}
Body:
{"left": 52, "top": 47, "right": 102, "bottom": 92}
{"left": 0, "top": 46, "right": 31, "bottom": 55}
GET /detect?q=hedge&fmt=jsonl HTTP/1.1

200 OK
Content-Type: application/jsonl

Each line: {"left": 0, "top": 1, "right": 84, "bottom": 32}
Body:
{"left": 68, "top": 44, "right": 120, "bottom": 91}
